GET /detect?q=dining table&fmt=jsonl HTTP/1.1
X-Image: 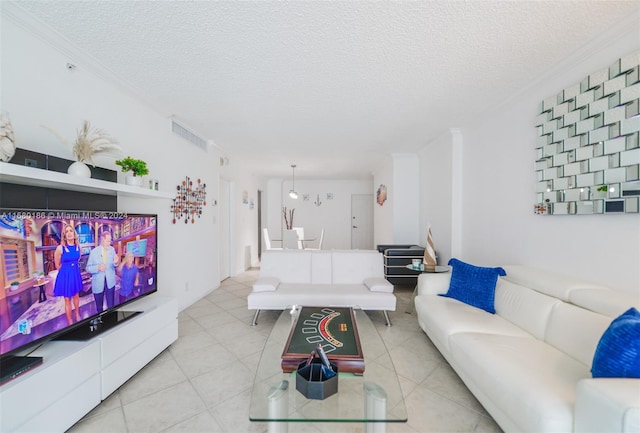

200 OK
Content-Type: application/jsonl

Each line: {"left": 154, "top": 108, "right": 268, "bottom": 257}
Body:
{"left": 270, "top": 237, "right": 316, "bottom": 249}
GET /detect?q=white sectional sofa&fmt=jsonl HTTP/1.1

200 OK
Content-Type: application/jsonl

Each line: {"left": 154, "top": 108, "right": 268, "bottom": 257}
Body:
{"left": 415, "top": 264, "right": 640, "bottom": 433}
{"left": 248, "top": 250, "right": 395, "bottom": 326}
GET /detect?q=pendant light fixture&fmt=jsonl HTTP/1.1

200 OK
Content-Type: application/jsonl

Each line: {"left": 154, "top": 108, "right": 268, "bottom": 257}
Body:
{"left": 289, "top": 164, "right": 298, "bottom": 199}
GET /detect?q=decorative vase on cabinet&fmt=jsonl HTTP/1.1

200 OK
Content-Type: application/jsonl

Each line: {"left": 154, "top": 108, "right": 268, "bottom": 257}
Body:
{"left": 67, "top": 161, "right": 91, "bottom": 178}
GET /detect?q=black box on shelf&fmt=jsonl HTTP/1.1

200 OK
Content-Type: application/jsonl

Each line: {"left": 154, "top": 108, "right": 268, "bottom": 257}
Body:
{"left": 295, "top": 359, "right": 338, "bottom": 400}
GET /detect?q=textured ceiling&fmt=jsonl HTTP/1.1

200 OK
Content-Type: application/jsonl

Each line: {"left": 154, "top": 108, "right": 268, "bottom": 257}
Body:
{"left": 12, "top": 0, "right": 640, "bottom": 180}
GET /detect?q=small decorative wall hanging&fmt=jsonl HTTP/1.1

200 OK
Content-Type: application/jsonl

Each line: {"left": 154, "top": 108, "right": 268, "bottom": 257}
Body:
{"left": 171, "top": 176, "right": 207, "bottom": 224}
{"left": 314, "top": 194, "right": 322, "bottom": 206}
{"left": 303, "top": 193, "right": 310, "bottom": 201}
{"left": 376, "top": 184, "right": 387, "bottom": 206}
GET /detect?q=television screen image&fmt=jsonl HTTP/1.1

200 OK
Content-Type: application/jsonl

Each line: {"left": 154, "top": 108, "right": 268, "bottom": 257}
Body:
{"left": 0, "top": 209, "right": 158, "bottom": 383}
{"left": 126, "top": 239, "right": 148, "bottom": 257}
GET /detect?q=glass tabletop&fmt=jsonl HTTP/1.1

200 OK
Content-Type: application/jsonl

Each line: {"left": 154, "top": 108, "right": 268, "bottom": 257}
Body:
{"left": 405, "top": 264, "right": 451, "bottom": 273}
{"left": 249, "top": 306, "right": 407, "bottom": 424}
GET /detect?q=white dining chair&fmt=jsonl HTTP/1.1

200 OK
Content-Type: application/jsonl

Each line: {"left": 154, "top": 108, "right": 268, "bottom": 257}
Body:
{"left": 292, "top": 227, "right": 305, "bottom": 249}
{"left": 306, "top": 228, "right": 324, "bottom": 250}
{"left": 263, "top": 228, "right": 282, "bottom": 250}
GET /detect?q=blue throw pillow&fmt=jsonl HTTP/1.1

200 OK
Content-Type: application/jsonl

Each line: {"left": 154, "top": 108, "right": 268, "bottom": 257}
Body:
{"left": 439, "top": 258, "right": 506, "bottom": 314}
{"left": 592, "top": 307, "right": 640, "bottom": 378}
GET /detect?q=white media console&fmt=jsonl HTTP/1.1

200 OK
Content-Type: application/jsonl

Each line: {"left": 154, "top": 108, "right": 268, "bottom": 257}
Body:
{"left": 0, "top": 295, "right": 178, "bottom": 432}
{"left": 0, "top": 160, "right": 179, "bottom": 431}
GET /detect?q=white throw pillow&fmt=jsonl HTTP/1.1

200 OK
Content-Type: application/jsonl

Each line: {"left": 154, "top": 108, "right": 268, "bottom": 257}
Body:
{"left": 364, "top": 277, "right": 393, "bottom": 293}
{"left": 253, "top": 277, "right": 280, "bottom": 292}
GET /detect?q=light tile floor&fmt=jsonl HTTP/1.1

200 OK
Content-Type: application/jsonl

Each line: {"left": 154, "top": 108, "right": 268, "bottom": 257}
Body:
{"left": 68, "top": 269, "right": 503, "bottom": 433}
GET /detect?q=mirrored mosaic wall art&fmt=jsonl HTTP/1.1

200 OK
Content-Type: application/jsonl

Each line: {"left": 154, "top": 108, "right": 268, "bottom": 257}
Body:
{"left": 535, "top": 51, "right": 640, "bottom": 215}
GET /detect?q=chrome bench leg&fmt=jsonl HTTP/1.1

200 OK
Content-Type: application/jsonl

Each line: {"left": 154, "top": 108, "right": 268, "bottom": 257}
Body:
{"left": 383, "top": 311, "right": 392, "bottom": 327}
{"left": 251, "top": 310, "right": 260, "bottom": 326}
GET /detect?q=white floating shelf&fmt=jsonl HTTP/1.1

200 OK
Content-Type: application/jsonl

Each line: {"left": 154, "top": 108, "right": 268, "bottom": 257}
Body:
{"left": 0, "top": 162, "right": 173, "bottom": 199}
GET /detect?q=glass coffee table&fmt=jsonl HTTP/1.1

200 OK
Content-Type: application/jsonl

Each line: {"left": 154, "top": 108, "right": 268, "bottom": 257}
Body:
{"left": 249, "top": 306, "right": 407, "bottom": 432}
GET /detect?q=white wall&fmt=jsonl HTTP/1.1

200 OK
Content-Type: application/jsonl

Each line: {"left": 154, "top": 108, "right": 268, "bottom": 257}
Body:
{"left": 2, "top": 9, "right": 221, "bottom": 309}
{"left": 419, "top": 130, "right": 455, "bottom": 263}
{"left": 373, "top": 154, "right": 422, "bottom": 247}
{"left": 271, "top": 179, "right": 371, "bottom": 250}
{"left": 373, "top": 155, "right": 394, "bottom": 246}
{"left": 420, "top": 18, "right": 640, "bottom": 293}
{"left": 392, "top": 154, "right": 420, "bottom": 244}
{"left": 265, "top": 178, "right": 282, "bottom": 242}
{"left": 219, "top": 160, "right": 263, "bottom": 274}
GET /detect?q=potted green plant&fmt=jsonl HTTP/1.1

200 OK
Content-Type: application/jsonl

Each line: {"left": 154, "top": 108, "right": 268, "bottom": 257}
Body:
{"left": 115, "top": 156, "right": 149, "bottom": 186}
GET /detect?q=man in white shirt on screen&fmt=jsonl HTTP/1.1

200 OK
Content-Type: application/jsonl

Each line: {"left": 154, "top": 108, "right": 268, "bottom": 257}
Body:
{"left": 86, "top": 231, "right": 119, "bottom": 314}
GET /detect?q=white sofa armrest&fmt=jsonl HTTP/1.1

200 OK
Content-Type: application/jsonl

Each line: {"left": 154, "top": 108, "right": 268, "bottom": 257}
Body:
{"left": 417, "top": 273, "right": 451, "bottom": 296}
{"left": 253, "top": 277, "right": 280, "bottom": 292}
{"left": 575, "top": 378, "right": 640, "bottom": 433}
{"left": 364, "top": 277, "right": 394, "bottom": 293}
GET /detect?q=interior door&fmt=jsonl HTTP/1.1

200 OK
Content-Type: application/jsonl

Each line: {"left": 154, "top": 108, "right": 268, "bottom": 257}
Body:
{"left": 219, "top": 178, "right": 231, "bottom": 281}
{"left": 351, "top": 194, "right": 373, "bottom": 249}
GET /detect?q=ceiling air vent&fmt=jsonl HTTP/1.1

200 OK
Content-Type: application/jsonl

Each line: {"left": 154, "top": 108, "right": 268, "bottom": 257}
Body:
{"left": 171, "top": 118, "right": 207, "bottom": 151}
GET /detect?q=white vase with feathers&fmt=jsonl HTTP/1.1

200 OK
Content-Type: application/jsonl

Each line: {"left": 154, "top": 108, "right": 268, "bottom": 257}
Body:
{"left": 44, "top": 120, "right": 121, "bottom": 178}
{"left": 69, "top": 121, "right": 121, "bottom": 177}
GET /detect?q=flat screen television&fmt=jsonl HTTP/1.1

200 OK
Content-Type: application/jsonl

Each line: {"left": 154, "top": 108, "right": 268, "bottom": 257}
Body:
{"left": 0, "top": 209, "right": 158, "bottom": 384}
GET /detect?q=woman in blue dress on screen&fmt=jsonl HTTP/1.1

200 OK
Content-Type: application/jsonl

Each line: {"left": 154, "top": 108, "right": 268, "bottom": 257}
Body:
{"left": 53, "top": 224, "right": 83, "bottom": 325}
